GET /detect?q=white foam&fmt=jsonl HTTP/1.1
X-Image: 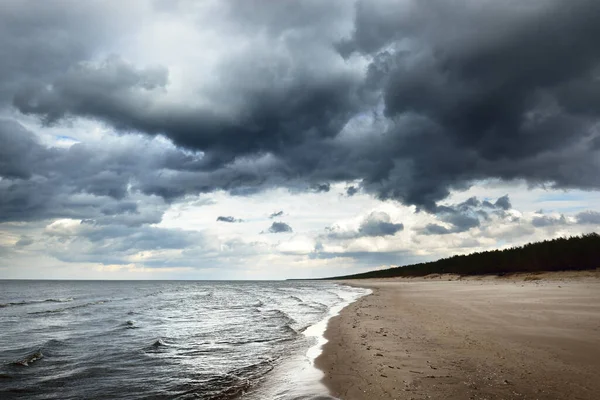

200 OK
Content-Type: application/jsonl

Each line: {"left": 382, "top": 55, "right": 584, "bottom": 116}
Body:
{"left": 246, "top": 284, "right": 371, "bottom": 399}
{"left": 305, "top": 286, "right": 371, "bottom": 365}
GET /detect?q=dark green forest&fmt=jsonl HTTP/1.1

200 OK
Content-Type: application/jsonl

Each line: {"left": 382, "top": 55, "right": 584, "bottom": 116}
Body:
{"left": 325, "top": 233, "right": 600, "bottom": 280}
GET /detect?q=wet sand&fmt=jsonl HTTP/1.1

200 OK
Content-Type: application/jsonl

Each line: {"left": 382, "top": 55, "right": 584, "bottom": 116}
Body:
{"left": 316, "top": 272, "right": 600, "bottom": 399}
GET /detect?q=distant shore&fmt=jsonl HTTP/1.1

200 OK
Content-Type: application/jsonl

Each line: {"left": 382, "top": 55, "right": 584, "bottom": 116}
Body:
{"left": 316, "top": 270, "right": 600, "bottom": 399}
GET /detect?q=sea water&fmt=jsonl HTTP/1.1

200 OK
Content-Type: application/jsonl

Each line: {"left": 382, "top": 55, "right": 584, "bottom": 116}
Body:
{"left": 0, "top": 280, "right": 369, "bottom": 399}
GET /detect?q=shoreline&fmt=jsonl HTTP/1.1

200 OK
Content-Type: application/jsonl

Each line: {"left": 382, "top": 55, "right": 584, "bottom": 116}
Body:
{"left": 244, "top": 284, "right": 370, "bottom": 399}
{"left": 316, "top": 271, "right": 600, "bottom": 399}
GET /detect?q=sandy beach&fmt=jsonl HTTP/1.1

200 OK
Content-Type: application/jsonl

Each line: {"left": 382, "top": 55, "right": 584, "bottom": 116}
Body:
{"left": 316, "top": 272, "right": 600, "bottom": 399}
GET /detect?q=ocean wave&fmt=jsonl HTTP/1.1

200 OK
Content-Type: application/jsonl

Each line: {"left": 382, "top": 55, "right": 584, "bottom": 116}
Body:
{"left": 12, "top": 349, "right": 43, "bottom": 367}
{"left": 204, "top": 304, "right": 259, "bottom": 311}
{"left": 27, "top": 300, "right": 110, "bottom": 315}
{"left": 305, "top": 302, "right": 329, "bottom": 312}
{"left": 122, "top": 320, "right": 139, "bottom": 329}
{"left": 325, "top": 290, "right": 344, "bottom": 302}
{"left": 252, "top": 300, "right": 264, "bottom": 307}
{"left": 294, "top": 302, "right": 327, "bottom": 314}
{"left": 217, "top": 331, "right": 296, "bottom": 346}
{"left": 216, "top": 337, "right": 277, "bottom": 346}
{"left": 281, "top": 324, "right": 299, "bottom": 336}
{"left": 0, "top": 298, "right": 74, "bottom": 308}
{"left": 142, "top": 290, "right": 163, "bottom": 298}
{"left": 143, "top": 337, "right": 173, "bottom": 353}
{"left": 178, "top": 359, "right": 275, "bottom": 400}
{"left": 5, "top": 339, "right": 65, "bottom": 370}
{"left": 261, "top": 309, "right": 296, "bottom": 325}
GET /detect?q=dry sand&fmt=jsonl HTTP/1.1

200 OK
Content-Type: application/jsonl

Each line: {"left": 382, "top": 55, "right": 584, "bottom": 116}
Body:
{"left": 316, "top": 271, "right": 600, "bottom": 399}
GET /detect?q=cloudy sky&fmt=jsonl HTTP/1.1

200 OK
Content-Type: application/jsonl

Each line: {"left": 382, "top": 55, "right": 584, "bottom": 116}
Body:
{"left": 2, "top": 0, "right": 600, "bottom": 280}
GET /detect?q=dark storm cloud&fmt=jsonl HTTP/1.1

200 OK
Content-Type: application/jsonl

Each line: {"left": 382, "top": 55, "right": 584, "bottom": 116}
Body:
{"left": 0, "top": 120, "right": 300, "bottom": 224}
{"left": 420, "top": 195, "right": 511, "bottom": 235}
{"left": 0, "top": 119, "right": 40, "bottom": 179}
{"left": 217, "top": 216, "right": 243, "bottom": 223}
{"left": 14, "top": 54, "right": 360, "bottom": 166}
{"left": 3, "top": 0, "right": 600, "bottom": 218}
{"left": 0, "top": 120, "right": 166, "bottom": 224}
{"left": 0, "top": 120, "right": 241, "bottom": 224}
{"left": 345, "top": 0, "right": 600, "bottom": 209}
{"left": 13, "top": 56, "right": 169, "bottom": 125}
{"left": 0, "top": 1, "right": 122, "bottom": 104}
{"left": 267, "top": 222, "right": 293, "bottom": 234}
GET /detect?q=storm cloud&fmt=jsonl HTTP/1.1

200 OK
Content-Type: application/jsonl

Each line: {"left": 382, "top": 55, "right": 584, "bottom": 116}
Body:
{"left": 420, "top": 196, "right": 511, "bottom": 235}
{"left": 2, "top": 0, "right": 600, "bottom": 221}
{"left": 0, "top": 119, "right": 291, "bottom": 224}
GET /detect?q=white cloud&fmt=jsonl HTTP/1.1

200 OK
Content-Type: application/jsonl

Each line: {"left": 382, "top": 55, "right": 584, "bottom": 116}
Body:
{"left": 2, "top": 182, "right": 600, "bottom": 279}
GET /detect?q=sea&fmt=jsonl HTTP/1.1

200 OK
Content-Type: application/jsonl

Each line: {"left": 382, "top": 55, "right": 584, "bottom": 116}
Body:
{"left": 0, "top": 280, "right": 369, "bottom": 400}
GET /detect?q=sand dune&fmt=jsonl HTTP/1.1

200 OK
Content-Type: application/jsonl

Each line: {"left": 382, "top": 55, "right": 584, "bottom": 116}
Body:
{"left": 317, "top": 272, "right": 600, "bottom": 399}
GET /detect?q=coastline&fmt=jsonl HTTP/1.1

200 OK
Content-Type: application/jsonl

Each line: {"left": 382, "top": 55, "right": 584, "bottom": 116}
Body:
{"left": 316, "top": 271, "right": 600, "bottom": 399}
{"left": 244, "top": 283, "right": 370, "bottom": 399}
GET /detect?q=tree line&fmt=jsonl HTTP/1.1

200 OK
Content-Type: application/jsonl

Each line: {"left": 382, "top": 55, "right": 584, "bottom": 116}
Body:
{"left": 325, "top": 233, "right": 600, "bottom": 280}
